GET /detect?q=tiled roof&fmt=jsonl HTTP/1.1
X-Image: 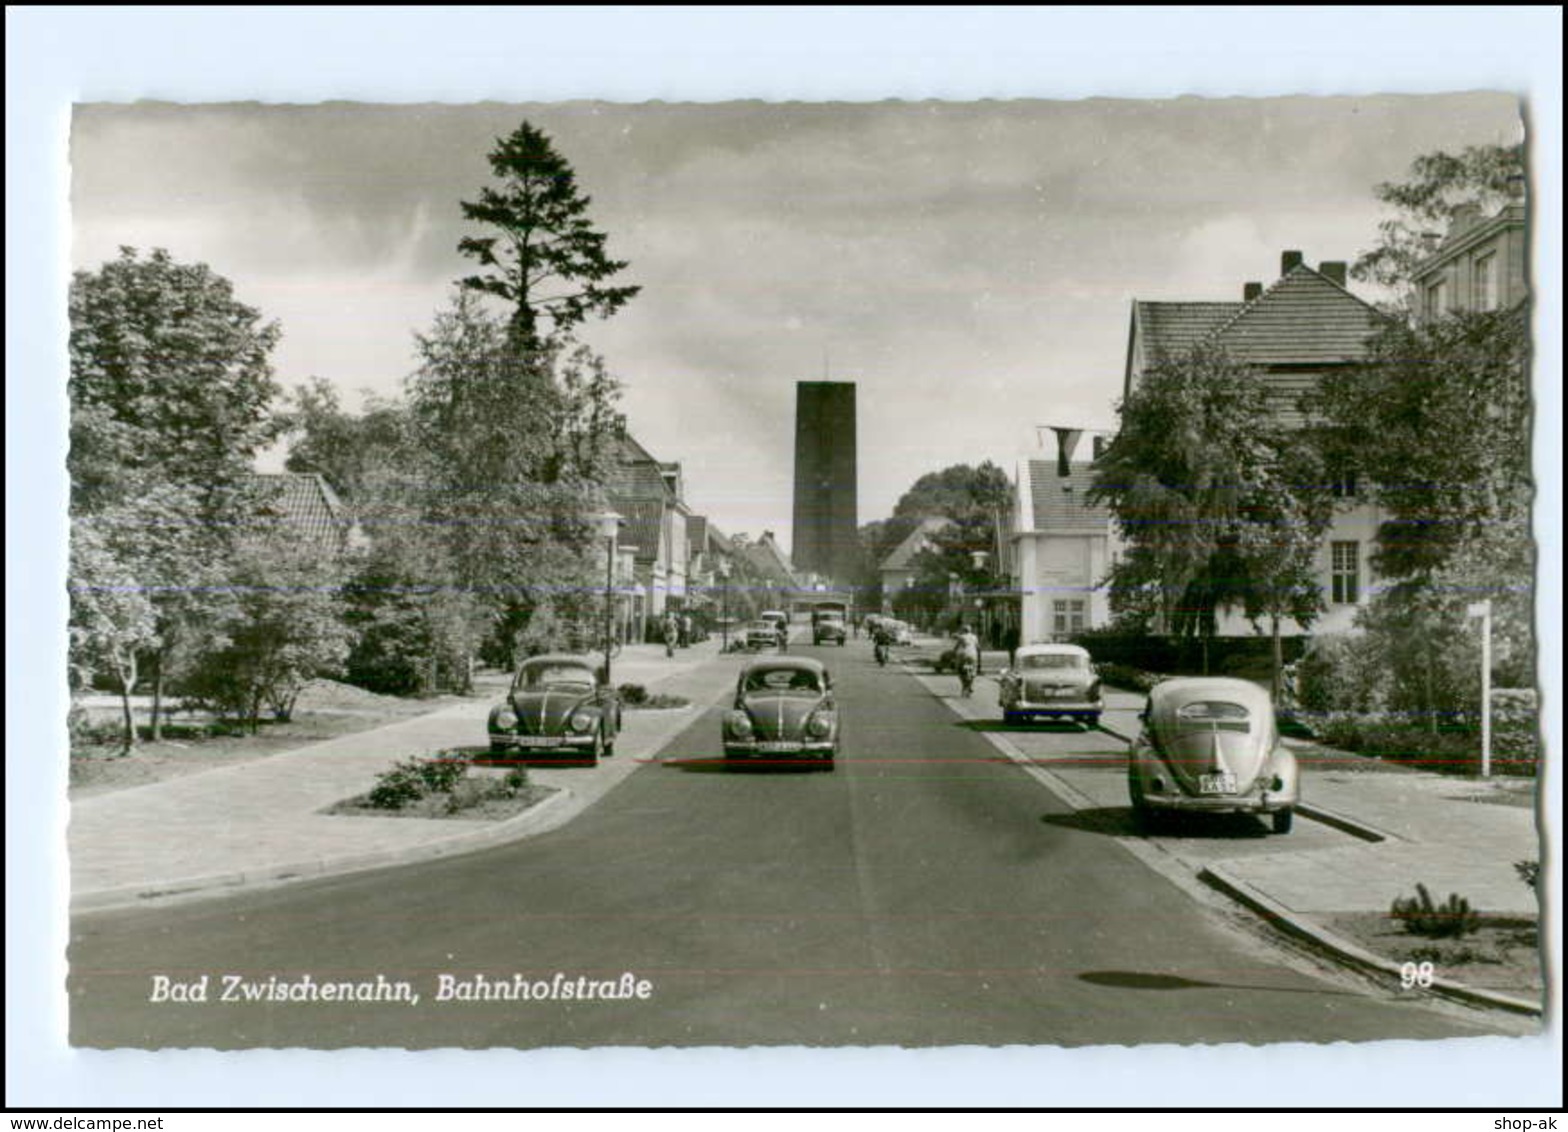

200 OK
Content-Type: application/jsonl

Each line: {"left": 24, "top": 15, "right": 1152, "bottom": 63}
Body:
{"left": 613, "top": 498, "right": 664, "bottom": 564}
{"left": 243, "top": 473, "right": 348, "bottom": 548}
{"left": 881, "top": 516, "right": 950, "bottom": 572}
{"left": 1211, "top": 267, "right": 1384, "bottom": 364}
{"left": 686, "top": 515, "right": 708, "bottom": 552}
{"left": 1134, "top": 301, "right": 1243, "bottom": 361}
{"left": 1026, "top": 461, "right": 1112, "bottom": 530}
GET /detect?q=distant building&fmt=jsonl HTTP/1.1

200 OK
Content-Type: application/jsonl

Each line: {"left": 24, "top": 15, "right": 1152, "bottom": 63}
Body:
{"left": 1011, "top": 457, "right": 1118, "bottom": 643}
{"left": 607, "top": 433, "right": 690, "bottom": 640}
{"left": 243, "top": 472, "right": 356, "bottom": 554}
{"left": 1124, "top": 250, "right": 1388, "bottom": 636}
{"left": 792, "top": 382, "right": 858, "bottom": 585}
{"left": 1410, "top": 202, "right": 1528, "bottom": 316}
{"left": 878, "top": 516, "right": 951, "bottom": 612}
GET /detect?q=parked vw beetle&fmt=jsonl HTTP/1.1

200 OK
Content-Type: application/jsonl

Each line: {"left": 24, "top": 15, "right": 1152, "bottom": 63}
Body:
{"left": 998, "top": 643, "right": 1103, "bottom": 727}
{"left": 722, "top": 656, "right": 839, "bottom": 769}
{"left": 487, "top": 654, "right": 621, "bottom": 766}
{"left": 1127, "top": 677, "right": 1299, "bottom": 834}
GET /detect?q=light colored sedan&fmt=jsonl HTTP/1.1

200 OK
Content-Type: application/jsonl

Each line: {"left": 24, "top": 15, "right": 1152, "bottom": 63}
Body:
{"left": 998, "top": 643, "right": 1103, "bottom": 727}
{"left": 1127, "top": 677, "right": 1300, "bottom": 834}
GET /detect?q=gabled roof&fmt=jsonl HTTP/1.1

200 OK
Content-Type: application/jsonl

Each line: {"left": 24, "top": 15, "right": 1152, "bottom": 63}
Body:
{"left": 1025, "top": 461, "right": 1112, "bottom": 531}
{"left": 881, "top": 516, "right": 950, "bottom": 572}
{"left": 608, "top": 432, "right": 675, "bottom": 502}
{"left": 616, "top": 499, "right": 664, "bottom": 565}
{"left": 244, "top": 473, "right": 349, "bottom": 548}
{"left": 740, "top": 534, "right": 796, "bottom": 587}
{"left": 686, "top": 515, "right": 708, "bottom": 552}
{"left": 1132, "top": 301, "right": 1243, "bottom": 362}
{"left": 1210, "top": 266, "right": 1384, "bottom": 364}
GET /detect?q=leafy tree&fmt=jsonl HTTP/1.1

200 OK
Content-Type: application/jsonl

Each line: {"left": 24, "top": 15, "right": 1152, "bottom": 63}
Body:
{"left": 181, "top": 537, "right": 353, "bottom": 732}
{"left": 893, "top": 462, "right": 1011, "bottom": 521}
{"left": 1351, "top": 143, "right": 1526, "bottom": 293}
{"left": 69, "top": 248, "right": 286, "bottom": 746}
{"left": 68, "top": 515, "right": 159, "bottom": 755}
{"left": 1091, "top": 345, "right": 1334, "bottom": 688}
{"left": 281, "top": 378, "right": 410, "bottom": 505}
{"left": 457, "top": 121, "right": 640, "bottom": 350}
{"left": 69, "top": 247, "right": 282, "bottom": 513}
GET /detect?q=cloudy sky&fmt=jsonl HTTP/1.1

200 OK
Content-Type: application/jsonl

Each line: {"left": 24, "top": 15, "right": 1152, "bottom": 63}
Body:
{"left": 70, "top": 93, "right": 1524, "bottom": 551}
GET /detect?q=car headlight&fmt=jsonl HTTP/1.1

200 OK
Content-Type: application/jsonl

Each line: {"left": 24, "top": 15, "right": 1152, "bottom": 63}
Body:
{"left": 727, "top": 711, "right": 754, "bottom": 738}
{"left": 806, "top": 711, "right": 834, "bottom": 739}
{"left": 493, "top": 707, "right": 517, "bottom": 730}
{"left": 569, "top": 709, "right": 595, "bottom": 733}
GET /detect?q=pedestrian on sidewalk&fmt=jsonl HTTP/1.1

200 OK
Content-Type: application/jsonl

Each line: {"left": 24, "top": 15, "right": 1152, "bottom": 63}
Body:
{"left": 663, "top": 613, "right": 679, "bottom": 658}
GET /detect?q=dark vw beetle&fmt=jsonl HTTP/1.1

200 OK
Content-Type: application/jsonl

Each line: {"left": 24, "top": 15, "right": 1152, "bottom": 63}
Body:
{"left": 1128, "top": 677, "right": 1299, "bottom": 833}
{"left": 488, "top": 654, "right": 621, "bottom": 767}
{"left": 722, "top": 656, "right": 839, "bottom": 769}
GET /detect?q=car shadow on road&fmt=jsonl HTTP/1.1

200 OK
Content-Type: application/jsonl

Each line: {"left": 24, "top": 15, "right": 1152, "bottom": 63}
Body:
{"left": 661, "top": 756, "right": 832, "bottom": 775}
{"left": 955, "top": 719, "right": 1098, "bottom": 735}
{"left": 1040, "top": 807, "right": 1272, "bottom": 840}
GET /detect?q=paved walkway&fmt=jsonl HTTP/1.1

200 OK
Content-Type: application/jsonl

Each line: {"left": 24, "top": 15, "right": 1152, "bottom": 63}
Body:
{"left": 70, "top": 639, "right": 743, "bottom": 910}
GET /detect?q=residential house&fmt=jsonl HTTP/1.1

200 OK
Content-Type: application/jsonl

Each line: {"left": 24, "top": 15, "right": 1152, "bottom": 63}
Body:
{"left": 243, "top": 472, "right": 357, "bottom": 555}
{"left": 1410, "top": 202, "right": 1528, "bottom": 318}
{"left": 1123, "top": 250, "right": 1388, "bottom": 636}
{"left": 606, "top": 433, "right": 690, "bottom": 640}
{"left": 737, "top": 530, "right": 798, "bottom": 613}
{"left": 1010, "top": 449, "right": 1119, "bottom": 643}
{"left": 878, "top": 516, "right": 950, "bottom": 613}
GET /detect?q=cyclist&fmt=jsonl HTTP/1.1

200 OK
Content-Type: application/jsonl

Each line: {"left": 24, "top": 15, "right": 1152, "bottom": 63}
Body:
{"left": 952, "top": 622, "right": 981, "bottom": 697}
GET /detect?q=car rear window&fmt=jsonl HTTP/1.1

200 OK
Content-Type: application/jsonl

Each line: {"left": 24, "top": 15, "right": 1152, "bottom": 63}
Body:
{"left": 1174, "top": 700, "right": 1252, "bottom": 732}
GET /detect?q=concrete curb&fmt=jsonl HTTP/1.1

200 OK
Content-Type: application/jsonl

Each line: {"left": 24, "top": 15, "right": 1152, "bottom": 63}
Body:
{"left": 1198, "top": 864, "right": 1543, "bottom": 1018}
{"left": 72, "top": 788, "right": 577, "bottom": 913}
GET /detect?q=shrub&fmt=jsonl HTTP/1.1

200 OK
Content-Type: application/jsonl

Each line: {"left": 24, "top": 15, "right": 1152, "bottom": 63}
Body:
{"left": 1390, "top": 883, "right": 1481, "bottom": 939}
{"left": 617, "top": 683, "right": 649, "bottom": 706}
{"left": 366, "top": 754, "right": 470, "bottom": 811}
{"left": 1095, "top": 662, "right": 1163, "bottom": 693}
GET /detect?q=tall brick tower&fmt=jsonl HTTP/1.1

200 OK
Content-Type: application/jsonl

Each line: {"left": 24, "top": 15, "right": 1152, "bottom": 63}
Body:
{"left": 792, "top": 381, "right": 858, "bottom": 584}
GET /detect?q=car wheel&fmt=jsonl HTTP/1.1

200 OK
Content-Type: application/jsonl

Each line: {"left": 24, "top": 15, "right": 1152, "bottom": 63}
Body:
{"left": 1084, "top": 713, "right": 1102, "bottom": 729}
{"left": 1128, "top": 772, "right": 1155, "bottom": 830}
{"left": 1271, "top": 807, "right": 1294, "bottom": 835}
{"left": 581, "top": 729, "right": 604, "bottom": 768}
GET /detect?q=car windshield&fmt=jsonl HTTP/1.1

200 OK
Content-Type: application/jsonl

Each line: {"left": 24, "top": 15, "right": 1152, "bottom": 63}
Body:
{"left": 518, "top": 664, "right": 595, "bottom": 689}
{"left": 1021, "top": 654, "right": 1087, "bottom": 670}
{"left": 744, "top": 668, "right": 822, "bottom": 695}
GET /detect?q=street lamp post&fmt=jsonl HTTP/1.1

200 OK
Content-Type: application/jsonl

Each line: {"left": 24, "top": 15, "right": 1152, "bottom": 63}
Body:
{"left": 592, "top": 510, "right": 623, "bottom": 687}
{"left": 1467, "top": 599, "right": 1493, "bottom": 778}
{"left": 718, "top": 557, "right": 732, "bottom": 653}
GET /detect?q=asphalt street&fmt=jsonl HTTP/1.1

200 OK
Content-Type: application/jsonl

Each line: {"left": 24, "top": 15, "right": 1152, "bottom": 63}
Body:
{"left": 69, "top": 639, "right": 1501, "bottom": 1049}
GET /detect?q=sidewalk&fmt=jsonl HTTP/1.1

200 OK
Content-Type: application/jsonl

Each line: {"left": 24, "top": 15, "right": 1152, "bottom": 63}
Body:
{"left": 908, "top": 654, "right": 1546, "bottom": 1017}
{"left": 70, "top": 638, "right": 743, "bottom": 912}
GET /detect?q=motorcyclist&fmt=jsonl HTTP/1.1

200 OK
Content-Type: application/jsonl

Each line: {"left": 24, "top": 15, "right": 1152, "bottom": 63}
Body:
{"left": 872, "top": 619, "right": 896, "bottom": 667}
{"left": 952, "top": 622, "right": 981, "bottom": 697}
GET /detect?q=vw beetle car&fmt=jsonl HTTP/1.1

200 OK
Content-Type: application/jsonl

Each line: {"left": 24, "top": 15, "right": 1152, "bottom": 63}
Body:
{"left": 722, "top": 656, "right": 839, "bottom": 769}
{"left": 1127, "top": 677, "right": 1299, "bottom": 834}
{"left": 998, "top": 643, "right": 1103, "bottom": 727}
{"left": 487, "top": 654, "right": 621, "bottom": 766}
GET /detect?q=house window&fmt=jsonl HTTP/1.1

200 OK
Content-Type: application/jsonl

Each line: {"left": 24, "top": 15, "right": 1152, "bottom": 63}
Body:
{"left": 1425, "top": 279, "right": 1448, "bottom": 318}
{"left": 1052, "top": 599, "right": 1086, "bottom": 637}
{"left": 1474, "top": 252, "right": 1498, "bottom": 312}
{"left": 1329, "top": 466, "right": 1359, "bottom": 499}
{"left": 1330, "top": 541, "right": 1360, "bottom": 605}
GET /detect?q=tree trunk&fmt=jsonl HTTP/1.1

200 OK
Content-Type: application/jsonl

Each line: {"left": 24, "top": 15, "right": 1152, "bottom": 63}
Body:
{"left": 115, "top": 651, "right": 139, "bottom": 758}
{"left": 150, "top": 649, "right": 165, "bottom": 742}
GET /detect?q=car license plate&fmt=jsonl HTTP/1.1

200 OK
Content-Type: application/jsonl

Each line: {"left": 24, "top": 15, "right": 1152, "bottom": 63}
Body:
{"left": 1199, "top": 772, "right": 1237, "bottom": 795}
{"left": 756, "top": 741, "right": 801, "bottom": 753}
{"left": 512, "top": 736, "right": 562, "bottom": 748}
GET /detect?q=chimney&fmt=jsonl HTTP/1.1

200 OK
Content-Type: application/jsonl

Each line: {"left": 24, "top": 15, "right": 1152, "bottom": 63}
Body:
{"left": 1243, "top": 281, "right": 1263, "bottom": 302}
{"left": 1281, "top": 250, "right": 1304, "bottom": 275}
{"left": 1318, "top": 261, "right": 1347, "bottom": 287}
{"left": 1448, "top": 201, "right": 1482, "bottom": 235}
{"left": 1091, "top": 435, "right": 1107, "bottom": 461}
